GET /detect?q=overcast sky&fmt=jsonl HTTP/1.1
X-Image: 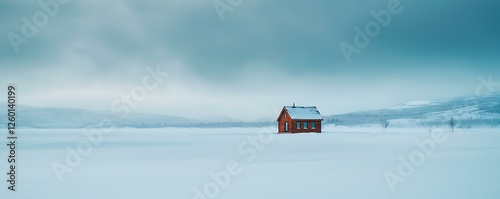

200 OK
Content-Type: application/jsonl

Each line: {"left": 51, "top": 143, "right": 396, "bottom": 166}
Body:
{"left": 1, "top": 0, "right": 499, "bottom": 120}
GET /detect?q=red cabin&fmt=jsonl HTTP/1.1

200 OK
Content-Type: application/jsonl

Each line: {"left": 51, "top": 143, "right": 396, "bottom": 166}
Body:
{"left": 277, "top": 104, "right": 323, "bottom": 133}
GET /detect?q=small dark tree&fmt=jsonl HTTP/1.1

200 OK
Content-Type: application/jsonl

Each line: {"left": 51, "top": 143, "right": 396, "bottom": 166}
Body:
{"left": 381, "top": 118, "right": 390, "bottom": 133}
{"left": 449, "top": 117, "right": 457, "bottom": 132}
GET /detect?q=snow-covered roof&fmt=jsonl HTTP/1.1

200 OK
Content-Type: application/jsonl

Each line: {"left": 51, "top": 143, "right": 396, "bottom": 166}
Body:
{"left": 284, "top": 106, "right": 323, "bottom": 120}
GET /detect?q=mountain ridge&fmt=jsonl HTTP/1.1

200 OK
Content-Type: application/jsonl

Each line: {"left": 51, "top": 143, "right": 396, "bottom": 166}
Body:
{"left": 324, "top": 93, "right": 500, "bottom": 128}
{"left": 1, "top": 93, "right": 499, "bottom": 129}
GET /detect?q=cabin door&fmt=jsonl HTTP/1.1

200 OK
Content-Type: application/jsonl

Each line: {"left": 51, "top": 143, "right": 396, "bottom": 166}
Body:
{"left": 284, "top": 122, "right": 289, "bottom": 132}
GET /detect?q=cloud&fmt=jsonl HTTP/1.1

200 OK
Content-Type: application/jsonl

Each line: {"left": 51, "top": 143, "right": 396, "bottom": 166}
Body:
{"left": 0, "top": 0, "right": 499, "bottom": 119}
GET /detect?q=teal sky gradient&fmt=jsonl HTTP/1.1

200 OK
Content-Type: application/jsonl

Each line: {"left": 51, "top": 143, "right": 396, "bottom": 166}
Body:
{"left": 1, "top": 0, "right": 499, "bottom": 120}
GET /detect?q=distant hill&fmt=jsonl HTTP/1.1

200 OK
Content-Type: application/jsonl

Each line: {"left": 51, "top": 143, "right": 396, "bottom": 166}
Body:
{"left": 0, "top": 104, "right": 198, "bottom": 129}
{"left": 324, "top": 93, "right": 500, "bottom": 128}
{"left": 1, "top": 93, "right": 499, "bottom": 129}
{"left": 0, "top": 103, "right": 272, "bottom": 129}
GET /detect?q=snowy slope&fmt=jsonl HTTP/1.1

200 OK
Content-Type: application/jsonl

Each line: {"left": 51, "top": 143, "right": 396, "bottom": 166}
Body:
{"left": 325, "top": 93, "right": 500, "bottom": 128}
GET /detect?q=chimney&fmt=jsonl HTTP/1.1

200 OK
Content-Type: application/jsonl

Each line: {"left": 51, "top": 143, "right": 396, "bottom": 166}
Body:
{"left": 293, "top": 102, "right": 295, "bottom": 108}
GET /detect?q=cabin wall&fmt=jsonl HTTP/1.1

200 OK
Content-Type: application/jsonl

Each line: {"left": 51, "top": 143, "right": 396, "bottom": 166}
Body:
{"left": 277, "top": 111, "right": 293, "bottom": 133}
{"left": 290, "top": 120, "right": 322, "bottom": 133}
{"left": 277, "top": 108, "right": 323, "bottom": 133}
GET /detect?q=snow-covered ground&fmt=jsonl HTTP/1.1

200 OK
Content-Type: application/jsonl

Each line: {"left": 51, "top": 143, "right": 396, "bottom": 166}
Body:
{"left": 1, "top": 126, "right": 500, "bottom": 199}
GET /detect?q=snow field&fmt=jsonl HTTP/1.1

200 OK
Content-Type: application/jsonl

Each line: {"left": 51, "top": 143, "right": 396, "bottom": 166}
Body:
{"left": 1, "top": 126, "right": 499, "bottom": 199}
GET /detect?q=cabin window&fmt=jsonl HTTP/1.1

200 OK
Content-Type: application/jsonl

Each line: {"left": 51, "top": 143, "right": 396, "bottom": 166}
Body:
{"left": 311, "top": 122, "right": 316, "bottom": 129}
{"left": 284, "top": 113, "right": 287, "bottom": 118}
{"left": 303, "top": 122, "right": 308, "bottom": 129}
{"left": 297, "top": 122, "right": 301, "bottom": 129}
